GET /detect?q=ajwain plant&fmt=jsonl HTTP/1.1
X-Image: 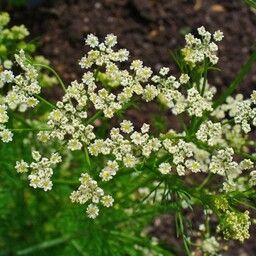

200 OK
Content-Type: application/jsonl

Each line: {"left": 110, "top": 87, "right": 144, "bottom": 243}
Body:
{"left": 1, "top": 11, "right": 256, "bottom": 256}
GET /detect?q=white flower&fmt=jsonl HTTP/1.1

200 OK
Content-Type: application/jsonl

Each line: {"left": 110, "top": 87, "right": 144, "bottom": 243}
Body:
{"left": 85, "top": 34, "right": 99, "bottom": 48}
{"left": 201, "top": 236, "right": 220, "bottom": 254}
{"left": 120, "top": 120, "right": 134, "bottom": 134}
{"left": 213, "top": 30, "right": 224, "bottom": 41}
{"left": 176, "top": 164, "right": 185, "bottom": 176}
{"left": 159, "top": 67, "right": 169, "bottom": 76}
{"left": 104, "top": 34, "right": 117, "bottom": 47}
{"left": 86, "top": 204, "right": 99, "bottom": 219}
{"left": 0, "top": 129, "right": 13, "bottom": 142}
{"left": 15, "top": 160, "right": 29, "bottom": 173}
{"left": 179, "top": 74, "right": 190, "bottom": 84}
{"left": 68, "top": 139, "right": 83, "bottom": 151}
{"left": 101, "top": 195, "right": 114, "bottom": 207}
{"left": 32, "top": 150, "right": 41, "bottom": 161}
{"left": 159, "top": 162, "right": 171, "bottom": 174}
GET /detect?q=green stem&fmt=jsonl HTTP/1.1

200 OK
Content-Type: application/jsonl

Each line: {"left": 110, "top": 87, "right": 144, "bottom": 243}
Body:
{"left": 221, "top": 118, "right": 234, "bottom": 126}
{"left": 201, "top": 58, "right": 208, "bottom": 96}
{"left": 213, "top": 51, "right": 256, "bottom": 110}
{"left": 83, "top": 143, "right": 91, "bottom": 169}
{"left": 9, "top": 113, "right": 32, "bottom": 128}
{"left": 234, "top": 150, "right": 256, "bottom": 162}
{"left": 196, "top": 173, "right": 213, "bottom": 191}
{"left": 233, "top": 198, "right": 256, "bottom": 211}
{"left": 177, "top": 114, "right": 188, "bottom": 134}
{"left": 94, "top": 66, "right": 100, "bottom": 80}
{"left": 70, "top": 240, "right": 89, "bottom": 256}
{"left": 243, "top": 0, "right": 256, "bottom": 8}
{"left": 85, "top": 110, "right": 103, "bottom": 125}
{"left": 189, "top": 116, "right": 197, "bottom": 136}
{"left": 35, "top": 95, "right": 56, "bottom": 109}
{"left": 10, "top": 128, "right": 51, "bottom": 133}
{"left": 34, "top": 63, "right": 66, "bottom": 93}
{"left": 16, "top": 235, "right": 72, "bottom": 255}
{"left": 53, "top": 179, "right": 79, "bottom": 185}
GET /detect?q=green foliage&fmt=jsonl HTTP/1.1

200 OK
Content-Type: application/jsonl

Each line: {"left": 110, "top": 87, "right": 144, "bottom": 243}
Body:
{"left": 243, "top": 0, "right": 256, "bottom": 9}
{"left": 0, "top": 0, "right": 26, "bottom": 7}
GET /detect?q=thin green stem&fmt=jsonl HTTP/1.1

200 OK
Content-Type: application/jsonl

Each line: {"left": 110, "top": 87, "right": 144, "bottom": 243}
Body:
{"left": 34, "top": 63, "right": 67, "bottom": 93}
{"left": 83, "top": 143, "right": 91, "bottom": 169}
{"left": 10, "top": 113, "right": 32, "bottom": 128}
{"left": 10, "top": 128, "right": 51, "bottom": 132}
{"left": 35, "top": 95, "right": 56, "bottom": 109}
{"left": 234, "top": 150, "right": 256, "bottom": 162}
{"left": 243, "top": 0, "right": 256, "bottom": 8}
{"left": 201, "top": 58, "right": 208, "bottom": 96}
{"left": 16, "top": 235, "right": 71, "bottom": 255}
{"left": 221, "top": 118, "right": 234, "bottom": 126}
{"left": 53, "top": 179, "right": 79, "bottom": 185}
{"left": 70, "top": 240, "right": 89, "bottom": 256}
{"left": 177, "top": 114, "right": 188, "bottom": 134}
{"left": 94, "top": 66, "right": 100, "bottom": 80}
{"left": 233, "top": 198, "right": 256, "bottom": 211}
{"left": 189, "top": 116, "right": 197, "bottom": 136}
{"left": 196, "top": 173, "right": 213, "bottom": 191}
{"left": 85, "top": 110, "right": 103, "bottom": 125}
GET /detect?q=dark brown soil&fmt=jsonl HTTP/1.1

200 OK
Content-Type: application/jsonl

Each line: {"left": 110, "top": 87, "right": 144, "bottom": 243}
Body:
{"left": 3, "top": 0, "right": 256, "bottom": 255}
{"left": 6, "top": 0, "right": 256, "bottom": 94}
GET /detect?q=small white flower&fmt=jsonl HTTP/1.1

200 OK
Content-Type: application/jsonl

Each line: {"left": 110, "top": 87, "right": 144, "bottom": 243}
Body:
{"left": 0, "top": 129, "right": 13, "bottom": 142}
{"left": 213, "top": 30, "right": 224, "bottom": 41}
{"left": 101, "top": 195, "right": 114, "bottom": 207}
{"left": 159, "top": 162, "right": 171, "bottom": 174}
{"left": 15, "top": 160, "right": 29, "bottom": 173}
{"left": 86, "top": 204, "right": 99, "bottom": 219}
{"left": 85, "top": 34, "right": 99, "bottom": 48}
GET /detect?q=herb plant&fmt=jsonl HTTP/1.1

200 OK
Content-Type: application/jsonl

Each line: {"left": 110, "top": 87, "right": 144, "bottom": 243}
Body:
{"left": 0, "top": 10, "right": 256, "bottom": 256}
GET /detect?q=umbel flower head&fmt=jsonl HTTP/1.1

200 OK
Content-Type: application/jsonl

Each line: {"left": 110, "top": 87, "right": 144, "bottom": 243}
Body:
{"left": 182, "top": 26, "right": 224, "bottom": 66}
{"left": 219, "top": 210, "right": 251, "bottom": 242}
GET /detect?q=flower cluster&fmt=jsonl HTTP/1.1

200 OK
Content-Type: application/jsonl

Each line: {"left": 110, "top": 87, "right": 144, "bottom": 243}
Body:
{"left": 153, "top": 70, "right": 215, "bottom": 118}
{"left": 89, "top": 121, "right": 161, "bottom": 171}
{"left": 200, "top": 236, "right": 221, "bottom": 255}
{"left": 196, "top": 121, "right": 222, "bottom": 146}
{"left": 70, "top": 173, "right": 114, "bottom": 218}
{"left": 0, "top": 12, "right": 58, "bottom": 143}
{"left": 15, "top": 151, "right": 62, "bottom": 191}
{"left": 0, "top": 12, "right": 28, "bottom": 77}
{"left": 186, "top": 86, "right": 213, "bottom": 117}
{"left": 234, "top": 92, "right": 256, "bottom": 133}
{"left": 222, "top": 123, "right": 249, "bottom": 151}
{"left": 0, "top": 104, "right": 12, "bottom": 142}
{"left": 10, "top": 30, "right": 255, "bottom": 252}
{"left": 79, "top": 34, "right": 158, "bottom": 118}
{"left": 209, "top": 148, "right": 238, "bottom": 177}
{"left": 219, "top": 210, "right": 251, "bottom": 242}
{"left": 0, "top": 12, "right": 10, "bottom": 30}
{"left": 152, "top": 69, "right": 185, "bottom": 112}
{"left": 0, "top": 50, "right": 41, "bottom": 142}
{"left": 0, "top": 12, "right": 29, "bottom": 58}
{"left": 161, "top": 138, "right": 196, "bottom": 175}
{"left": 5, "top": 50, "right": 41, "bottom": 111}
{"left": 182, "top": 26, "right": 224, "bottom": 66}
{"left": 213, "top": 94, "right": 244, "bottom": 119}
{"left": 40, "top": 80, "right": 95, "bottom": 149}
